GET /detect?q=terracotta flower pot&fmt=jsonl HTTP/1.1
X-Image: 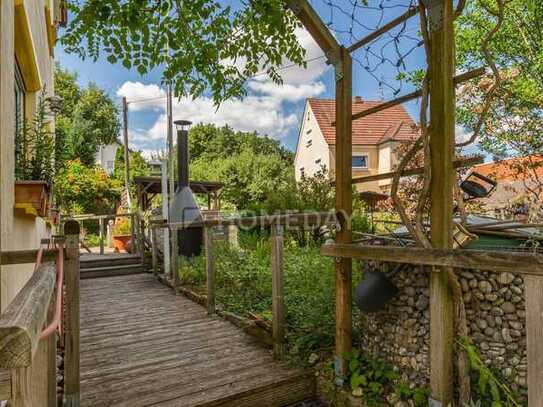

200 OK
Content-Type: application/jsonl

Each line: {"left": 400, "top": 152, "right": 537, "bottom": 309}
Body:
{"left": 113, "top": 234, "right": 133, "bottom": 253}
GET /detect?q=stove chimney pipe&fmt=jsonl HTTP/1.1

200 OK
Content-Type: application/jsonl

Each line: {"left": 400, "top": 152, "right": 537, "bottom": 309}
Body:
{"left": 174, "top": 120, "right": 192, "bottom": 189}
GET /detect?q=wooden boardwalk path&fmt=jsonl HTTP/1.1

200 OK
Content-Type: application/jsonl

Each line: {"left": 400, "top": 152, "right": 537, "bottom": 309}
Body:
{"left": 80, "top": 273, "right": 315, "bottom": 406}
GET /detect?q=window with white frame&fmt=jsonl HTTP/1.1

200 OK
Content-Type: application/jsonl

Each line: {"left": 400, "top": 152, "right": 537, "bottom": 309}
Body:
{"left": 352, "top": 155, "right": 369, "bottom": 169}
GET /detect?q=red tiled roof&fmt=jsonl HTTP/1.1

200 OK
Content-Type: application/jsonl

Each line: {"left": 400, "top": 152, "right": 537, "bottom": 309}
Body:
{"left": 473, "top": 155, "right": 543, "bottom": 182}
{"left": 308, "top": 98, "right": 419, "bottom": 145}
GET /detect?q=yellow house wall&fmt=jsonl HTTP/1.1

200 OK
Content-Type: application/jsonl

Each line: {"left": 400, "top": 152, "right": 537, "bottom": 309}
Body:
{"left": 0, "top": 0, "right": 56, "bottom": 311}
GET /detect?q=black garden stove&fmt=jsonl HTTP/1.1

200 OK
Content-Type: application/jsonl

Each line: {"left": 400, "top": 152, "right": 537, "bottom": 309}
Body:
{"left": 170, "top": 120, "right": 203, "bottom": 257}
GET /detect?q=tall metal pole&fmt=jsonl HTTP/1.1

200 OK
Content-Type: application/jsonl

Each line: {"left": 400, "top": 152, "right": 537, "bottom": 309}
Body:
{"left": 167, "top": 85, "right": 174, "bottom": 206}
{"left": 122, "top": 96, "right": 132, "bottom": 209}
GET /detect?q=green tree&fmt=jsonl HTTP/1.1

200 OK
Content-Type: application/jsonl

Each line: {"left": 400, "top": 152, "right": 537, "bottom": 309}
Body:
{"left": 69, "top": 83, "right": 121, "bottom": 165}
{"left": 113, "top": 148, "right": 150, "bottom": 187}
{"left": 456, "top": 0, "right": 543, "bottom": 159}
{"left": 55, "top": 159, "right": 122, "bottom": 214}
{"left": 61, "top": 0, "right": 305, "bottom": 104}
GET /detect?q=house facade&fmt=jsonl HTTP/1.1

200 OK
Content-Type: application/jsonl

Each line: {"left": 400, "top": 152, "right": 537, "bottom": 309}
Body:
{"left": 294, "top": 98, "right": 419, "bottom": 192}
{"left": 95, "top": 141, "right": 122, "bottom": 175}
{"left": 0, "top": 0, "right": 64, "bottom": 310}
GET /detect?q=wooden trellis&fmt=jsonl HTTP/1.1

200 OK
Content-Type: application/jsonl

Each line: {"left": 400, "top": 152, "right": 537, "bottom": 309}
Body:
{"left": 287, "top": 0, "right": 543, "bottom": 405}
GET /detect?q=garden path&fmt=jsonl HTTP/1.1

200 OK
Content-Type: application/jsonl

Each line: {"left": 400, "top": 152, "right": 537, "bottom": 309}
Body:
{"left": 80, "top": 273, "right": 315, "bottom": 406}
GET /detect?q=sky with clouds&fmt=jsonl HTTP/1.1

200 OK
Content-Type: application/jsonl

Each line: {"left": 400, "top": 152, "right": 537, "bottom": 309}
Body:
{"left": 55, "top": 1, "right": 475, "bottom": 157}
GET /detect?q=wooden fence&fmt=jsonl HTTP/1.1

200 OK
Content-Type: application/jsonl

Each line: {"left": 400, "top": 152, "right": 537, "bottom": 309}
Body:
{"left": 0, "top": 221, "right": 81, "bottom": 406}
{"left": 61, "top": 212, "right": 144, "bottom": 259}
{"left": 150, "top": 211, "right": 339, "bottom": 359}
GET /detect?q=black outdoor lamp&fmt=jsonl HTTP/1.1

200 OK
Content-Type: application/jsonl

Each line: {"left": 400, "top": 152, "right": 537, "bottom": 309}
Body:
{"left": 459, "top": 172, "right": 497, "bottom": 201}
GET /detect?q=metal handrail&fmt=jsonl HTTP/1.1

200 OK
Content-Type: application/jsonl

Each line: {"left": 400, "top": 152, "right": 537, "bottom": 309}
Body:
{"left": 40, "top": 244, "right": 64, "bottom": 340}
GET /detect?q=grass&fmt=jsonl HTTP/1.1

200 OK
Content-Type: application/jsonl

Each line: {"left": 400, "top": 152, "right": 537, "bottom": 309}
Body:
{"left": 179, "top": 230, "right": 361, "bottom": 360}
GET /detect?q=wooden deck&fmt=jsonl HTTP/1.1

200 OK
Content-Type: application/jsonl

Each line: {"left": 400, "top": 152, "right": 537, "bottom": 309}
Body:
{"left": 80, "top": 273, "right": 315, "bottom": 406}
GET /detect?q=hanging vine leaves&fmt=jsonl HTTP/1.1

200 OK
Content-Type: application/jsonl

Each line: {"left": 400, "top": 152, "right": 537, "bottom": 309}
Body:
{"left": 62, "top": 0, "right": 306, "bottom": 104}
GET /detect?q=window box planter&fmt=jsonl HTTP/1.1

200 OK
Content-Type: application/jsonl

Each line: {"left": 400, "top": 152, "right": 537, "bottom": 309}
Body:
{"left": 14, "top": 181, "right": 50, "bottom": 217}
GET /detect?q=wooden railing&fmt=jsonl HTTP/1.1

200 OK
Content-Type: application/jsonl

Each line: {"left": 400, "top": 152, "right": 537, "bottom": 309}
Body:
{"left": 321, "top": 242, "right": 543, "bottom": 405}
{"left": 61, "top": 212, "right": 143, "bottom": 259}
{"left": 151, "top": 211, "right": 339, "bottom": 359}
{"left": 0, "top": 221, "right": 80, "bottom": 407}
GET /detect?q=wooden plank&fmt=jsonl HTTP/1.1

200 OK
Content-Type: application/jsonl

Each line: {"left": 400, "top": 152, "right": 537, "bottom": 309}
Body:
{"left": 525, "top": 275, "right": 543, "bottom": 406}
{"left": 204, "top": 227, "right": 215, "bottom": 315}
{"left": 0, "top": 263, "right": 56, "bottom": 368}
{"left": 11, "top": 332, "right": 53, "bottom": 407}
{"left": 349, "top": 67, "right": 485, "bottom": 123}
{"left": 271, "top": 225, "right": 285, "bottom": 359}
{"left": 350, "top": 155, "right": 483, "bottom": 185}
{"left": 78, "top": 273, "right": 314, "bottom": 407}
{"left": 334, "top": 46, "right": 353, "bottom": 382}
{"left": 64, "top": 220, "right": 80, "bottom": 407}
{"left": 0, "top": 249, "right": 57, "bottom": 266}
{"left": 321, "top": 244, "right": 543, "bottom": 275}
{"left": 427, "top": 1, "right": 456, "bottom": 403}
{"left": 347, "top": 7, "right": 419, "bottom": 53}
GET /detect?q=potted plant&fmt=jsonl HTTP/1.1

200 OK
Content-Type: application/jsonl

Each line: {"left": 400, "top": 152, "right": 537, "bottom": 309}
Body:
{"left": 112, "top": 217, "right": 133, "bottom": 253}
{"left": 14, "top": 89, "right": 55, "bottom": 217}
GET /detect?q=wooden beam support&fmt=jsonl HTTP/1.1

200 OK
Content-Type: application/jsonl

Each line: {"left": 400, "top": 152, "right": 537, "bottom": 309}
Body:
{"left": 1, "top": 249, "right": 58, "bottom": 266}
{"left": 525, "top": 275, "right": 543, "bottom": 406}
{"left": 151, "top": 227, "right": 159, "bottom": 276}
{"left": 349, "top": 155, "right": 483, "bottom": 185}
{"left": 347, "top": 7, "right": 419, "bottom": 53}
{"left": 64, "top": 220, "right": 80, "bottom": 407}
{"left": 348, "top": 67, "right": 485, "bottom": 123}
{"left": 204, "top": 227, "right": 215, "bottom": 316}
{"left": 320, "top": 243, "right": 543, "bottom": 276}
{"left": 334, "top": 46, "right": 353, "bottom": 384}
{"left": 286, "top": 0, "right": 341, "bottom": 64}
{"left": 427, "top": 0, "right": 456, "bottom": 403}
{"left": 271, "top": 225, "right": 285, "bottom": 360}
{"left": 0, "top": 263, "right": 56, "bottom": 368}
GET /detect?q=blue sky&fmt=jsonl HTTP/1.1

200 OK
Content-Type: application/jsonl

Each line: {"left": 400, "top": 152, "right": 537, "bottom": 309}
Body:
{"left": 55, "top": 0, "right": 450, "bottom": 156}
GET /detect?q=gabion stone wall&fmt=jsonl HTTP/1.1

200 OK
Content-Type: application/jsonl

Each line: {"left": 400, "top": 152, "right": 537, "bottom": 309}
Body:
{"left": 357, "top": 264, "right": 527, "bottom": 396}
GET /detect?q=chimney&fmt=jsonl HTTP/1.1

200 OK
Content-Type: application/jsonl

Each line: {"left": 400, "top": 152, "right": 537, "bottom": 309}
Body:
{"left": 354, "top": 96, "right": 363, "bottom": 104}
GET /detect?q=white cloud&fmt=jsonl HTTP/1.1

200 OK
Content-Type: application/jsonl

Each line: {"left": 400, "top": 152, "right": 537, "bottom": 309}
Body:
{"left": 116, "top": 82, "right": 165, "bottom": 111}
{"left": 117, "top": 27, "right": 330, "bottom": 152}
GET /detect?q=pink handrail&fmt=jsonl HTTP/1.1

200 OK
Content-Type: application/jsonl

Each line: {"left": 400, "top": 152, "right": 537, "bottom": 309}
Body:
{"left": 40, "top": 244, "right": 64, "bottom": 340}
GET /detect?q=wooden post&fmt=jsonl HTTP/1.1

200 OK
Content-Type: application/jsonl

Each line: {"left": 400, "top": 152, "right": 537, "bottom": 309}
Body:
{"left": 334, "top": 46, "right": 353, "bottom": 382}
{"left": 171, "top": 228, "right": 179, "bottom": 287}
{"left": 151, "top": 226, "right": 159, "bottom": 276}
{"left": 271, "top": 224, "right": 285, "bottom": 359}
{"left": 204, "top": 226, "right": 215, "bottom": 315}
{"left": 64, "top": 220, "right": 80, "bottom": 407}
{"left": 525, "top": 275, "right": 543, "bottom": 406}
{"left": 427, "top": 0, "right": 455, "bottom": 404}
{"left": 161, "top": 159, "right": 171, "bottom": 276}
{"left": 98, "top": 217, "right": 104, "bottom": 255}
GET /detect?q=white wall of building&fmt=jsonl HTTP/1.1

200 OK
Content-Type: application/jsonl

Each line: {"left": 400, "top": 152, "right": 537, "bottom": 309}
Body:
{"left": 95, "top": 142, "right": 120, "bottom": 174}
{"left": 294, "top": 103, "right": 331, "bottom": 181}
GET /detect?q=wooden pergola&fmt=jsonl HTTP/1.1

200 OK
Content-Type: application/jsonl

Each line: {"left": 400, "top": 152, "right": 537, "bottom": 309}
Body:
{"left": 134, "top": 176, "right": 224, "bottom": 212}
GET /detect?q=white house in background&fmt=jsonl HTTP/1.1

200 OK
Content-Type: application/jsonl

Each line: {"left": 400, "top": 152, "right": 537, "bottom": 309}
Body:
{"left": 294, "top": 97, "right": 419, "bottom": 192}
{"left": 95, "top": 140, "right": 122, "bottom": 174}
